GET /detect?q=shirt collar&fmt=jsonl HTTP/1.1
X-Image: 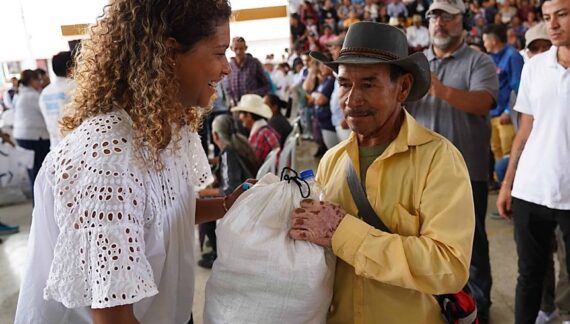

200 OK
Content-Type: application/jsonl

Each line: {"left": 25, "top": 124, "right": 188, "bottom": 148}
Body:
{"left": 345, "top": 109, "right": 435, "bottom": 162}
{"left": 232, "top": 55, "right": 250, "bottom": 69}
{"left": 249, "top": 119, "right": 268, "bottom": 139}
{"left": 426, "top": 41, "right": 468, "bottom": 62}
{"left": 546, "top": 46, "right": 560, "bottom": 68}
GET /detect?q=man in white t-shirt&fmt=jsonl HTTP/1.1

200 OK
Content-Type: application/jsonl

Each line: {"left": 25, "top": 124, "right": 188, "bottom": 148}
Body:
{"left": 39, "top": 51, "right": 76, "bottom": 150}
{"left": 497, "top": 0, "right": 570, "bottom": 323}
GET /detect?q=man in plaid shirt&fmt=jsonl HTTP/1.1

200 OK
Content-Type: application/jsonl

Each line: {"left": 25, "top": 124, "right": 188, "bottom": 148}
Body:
{"left": 224, "top": 37, "right": 271, "bottom": 106}
{"left": 231, "top": 94, "right": 281, "bottom": 163}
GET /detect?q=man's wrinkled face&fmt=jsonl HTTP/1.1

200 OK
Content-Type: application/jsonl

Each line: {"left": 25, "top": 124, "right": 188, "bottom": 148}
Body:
{"left": 337, "top": 64, "right": 410, "bottom": 141}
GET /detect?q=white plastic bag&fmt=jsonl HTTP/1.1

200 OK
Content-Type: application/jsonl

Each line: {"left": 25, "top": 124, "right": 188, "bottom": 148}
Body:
{"left": 204, "top": 173, "right": 335, "bottom": 324}
{"left": 0, "top": 143, "right": 34, "bottom": 205}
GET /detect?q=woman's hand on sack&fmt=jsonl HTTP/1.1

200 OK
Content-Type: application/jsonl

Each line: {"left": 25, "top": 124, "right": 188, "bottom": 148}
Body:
{"left": 289, "top": 199, "right": 347, "bottom": 247}
{"left": 226, "top": 179, "right": 257, "bottom": 210}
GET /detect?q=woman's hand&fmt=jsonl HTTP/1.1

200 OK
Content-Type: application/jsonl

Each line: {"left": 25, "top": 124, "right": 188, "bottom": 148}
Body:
{"left": 199, "top": 187, "right": 220, "bottom": 198}
{"left": 225, "top": 179, "right": 257, "bottom": 210}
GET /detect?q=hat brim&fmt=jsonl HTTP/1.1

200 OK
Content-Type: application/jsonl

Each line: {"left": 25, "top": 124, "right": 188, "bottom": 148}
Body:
{"left": 426, "top": 3, "right": 463, "bottom": 15}
{"left": 230, "top": 105, "right": 273, "bottom": 120}
{"left": 310, "top": 51, "right": 431, "bottom": 102}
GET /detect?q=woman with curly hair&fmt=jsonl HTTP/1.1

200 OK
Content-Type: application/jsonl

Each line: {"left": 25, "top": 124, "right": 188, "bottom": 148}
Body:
{"left": 15, "top": 0, "right": 250, "bottom": 323}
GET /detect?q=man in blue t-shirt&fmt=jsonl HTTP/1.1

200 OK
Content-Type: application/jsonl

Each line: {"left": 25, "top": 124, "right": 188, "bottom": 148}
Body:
{"left": 482, "top": 24, "right": 524, "bottom": 161}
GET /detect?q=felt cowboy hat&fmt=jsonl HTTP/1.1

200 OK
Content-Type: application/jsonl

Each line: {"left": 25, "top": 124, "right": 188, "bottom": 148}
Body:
{"left": 310, "top": 21, "right": 431, "bottom": 102}
{"left": 230, "top": 94, "right": 273, "bottom": 119}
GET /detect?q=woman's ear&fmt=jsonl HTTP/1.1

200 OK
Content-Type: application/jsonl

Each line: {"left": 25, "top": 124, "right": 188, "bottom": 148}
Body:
{"left": 165, "top": 37, "right": 179, "bottom": 66}
{"left": 212, "top": 131, "right": 220, "bottom": 142}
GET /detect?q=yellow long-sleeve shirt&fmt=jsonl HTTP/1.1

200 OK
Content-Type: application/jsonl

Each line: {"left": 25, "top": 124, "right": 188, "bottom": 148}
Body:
{"left": 317, "top": 111, "right": 475, "bottom": 324}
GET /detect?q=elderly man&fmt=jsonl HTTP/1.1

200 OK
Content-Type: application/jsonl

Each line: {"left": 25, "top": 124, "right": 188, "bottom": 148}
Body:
{"left": 290, "top": 22, "right": 475, "bottom": 323}
{"left": 406, "top": 0, "right": 499, "bottom": 321}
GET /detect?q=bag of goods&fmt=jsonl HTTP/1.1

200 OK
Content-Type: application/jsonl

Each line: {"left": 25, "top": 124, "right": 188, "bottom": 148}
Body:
{"left": 204, "top": 171, "right": 335, "bottom": 324}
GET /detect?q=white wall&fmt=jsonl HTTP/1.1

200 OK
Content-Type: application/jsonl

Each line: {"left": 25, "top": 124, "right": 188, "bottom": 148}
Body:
{"left": 0, "top": 0, "right": 290, "bottom": 70}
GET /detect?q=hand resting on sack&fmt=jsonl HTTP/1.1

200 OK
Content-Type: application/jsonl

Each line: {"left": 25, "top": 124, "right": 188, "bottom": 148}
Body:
{"left": 289, "top": 199, "right": 347, "bottom": 247}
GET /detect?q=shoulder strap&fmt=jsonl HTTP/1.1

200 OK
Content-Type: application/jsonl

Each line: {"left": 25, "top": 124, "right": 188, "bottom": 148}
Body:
{"left": 345, "top": 157, "right": 392, "bottom": 234}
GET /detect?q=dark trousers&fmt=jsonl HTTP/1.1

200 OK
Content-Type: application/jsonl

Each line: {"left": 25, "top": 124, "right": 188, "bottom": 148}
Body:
{"left": 468, "top": 181, "right": 492, "bottom": 323}
{"left": 513, "top": 198, "right": 570, "bottom": 324}
{"left": 199, "top": 221, "right": 217, "bottom": 252}
{"left": 15, "top": 139, "right": 50, "bottom": 198}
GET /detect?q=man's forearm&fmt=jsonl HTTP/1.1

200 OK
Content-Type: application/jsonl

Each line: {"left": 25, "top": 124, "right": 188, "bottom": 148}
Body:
{"left": 92, "top": 305, "right": 138, "bottom": 324}
{"left": 502, "top": 136, "right": 527, "bottom": 189}
{"left": 440, "top": 87, "right": 495, "bottom": 116}
{"left": 196, "top": 197, "right": 226, "bottom": 224}
{"left": 501, "top": 114, "right": 533, "bottom": 189}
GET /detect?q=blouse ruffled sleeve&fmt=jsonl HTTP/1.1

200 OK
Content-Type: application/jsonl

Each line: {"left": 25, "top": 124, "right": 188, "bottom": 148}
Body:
{"left": 43, "top": 116, "right": 158, "bottom": 309}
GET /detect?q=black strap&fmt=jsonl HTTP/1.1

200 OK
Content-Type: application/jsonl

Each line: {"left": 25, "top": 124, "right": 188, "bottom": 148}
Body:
{"left": 345, "top": 158, "right": 391, "bottom": 233}
{"left": 345, "top": 157, "right": 476, "bottom": 324}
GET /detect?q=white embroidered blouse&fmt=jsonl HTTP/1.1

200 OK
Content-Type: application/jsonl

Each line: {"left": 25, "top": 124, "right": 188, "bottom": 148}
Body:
{"left": 15, "top": 109, "right": 213, "bottom": 324}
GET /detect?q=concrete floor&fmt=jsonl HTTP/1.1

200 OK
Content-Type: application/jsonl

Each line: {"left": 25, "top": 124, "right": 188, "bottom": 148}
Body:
{"left": 0, "top": 139, "right": 554, "bottom": 323}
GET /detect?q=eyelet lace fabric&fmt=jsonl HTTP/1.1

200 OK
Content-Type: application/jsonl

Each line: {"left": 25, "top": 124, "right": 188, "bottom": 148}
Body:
{"left": 42, "top": 109, "right": 212, "bottom": 309}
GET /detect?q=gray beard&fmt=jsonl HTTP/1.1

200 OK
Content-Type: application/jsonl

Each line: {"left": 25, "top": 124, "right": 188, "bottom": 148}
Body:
{"left": 433, "top": 35, "right": 461, "bottom": 50}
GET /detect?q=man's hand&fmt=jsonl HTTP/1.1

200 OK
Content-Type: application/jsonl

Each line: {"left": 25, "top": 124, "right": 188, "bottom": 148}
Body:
{"left": 496, "top": 185, "right": 513, "bottom": 220}
{"left": 429, "top": 73, "right": 447, "bottom": 99}
{"left": 499, "top": 112, "right": 512, "bottom": 125}
{"left": 289, "top": 199, "right": 346, "bottom": 247}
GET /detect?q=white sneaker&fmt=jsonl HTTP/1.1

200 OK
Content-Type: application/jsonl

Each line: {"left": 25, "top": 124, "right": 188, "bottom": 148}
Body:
{"left": 535, "top": 310, "right": 558, "bottom": 324}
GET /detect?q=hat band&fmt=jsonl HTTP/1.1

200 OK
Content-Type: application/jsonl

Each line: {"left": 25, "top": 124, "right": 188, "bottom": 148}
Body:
{"left": 339, "top": 47, "right": 401, "bottom": 61}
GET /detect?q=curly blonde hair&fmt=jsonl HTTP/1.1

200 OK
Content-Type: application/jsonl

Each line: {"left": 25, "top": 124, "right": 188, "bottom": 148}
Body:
{"left": 62, "top": 0, "right": 232, "bottom": 168}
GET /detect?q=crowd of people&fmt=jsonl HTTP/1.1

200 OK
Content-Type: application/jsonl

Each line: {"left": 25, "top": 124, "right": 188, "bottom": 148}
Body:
{"left": 0, "top": 53, "right": 76, "bottom": 237}
{"left": 0, "top": 0, "right": 568, "bottom": 322}
{"left": 288, "top": 0, "right": 548, "bottom": 53}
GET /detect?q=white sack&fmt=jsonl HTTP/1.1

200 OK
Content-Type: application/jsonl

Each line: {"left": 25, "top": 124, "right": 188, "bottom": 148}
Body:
{"left": 0, "top": 143, "right": 34, "bottom": 205}
{"left": 204, "top": 173, "right": 335, "bottom": 324}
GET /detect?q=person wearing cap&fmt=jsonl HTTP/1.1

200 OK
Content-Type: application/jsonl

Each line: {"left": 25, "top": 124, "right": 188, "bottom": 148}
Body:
{"left": 407, "top": 14, "right": 430, "bottom": 53}
{"left": 522, "top": 22, "right": 552, "bottom": 61}
{"left": 496, "top": 0, "right": 570, "bottom": 321}
{"left": 482, "top": 24, "right": 524, "bottom": 162}
{"left": 405, "top": 0, "right": 499, "bottom": 321}
{"left": 289, "top": 22, "right": 475, "bottom": 323}
{"left": 230, "top": 94, "right": 280, "bottom": 163}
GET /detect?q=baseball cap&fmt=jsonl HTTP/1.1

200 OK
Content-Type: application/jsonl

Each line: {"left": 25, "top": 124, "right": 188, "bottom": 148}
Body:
{"left": 525, "top": 22, "right": 550, "bottom": 49}
{"left": 427, "top": 0, "right": 466, "bottom": 15}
